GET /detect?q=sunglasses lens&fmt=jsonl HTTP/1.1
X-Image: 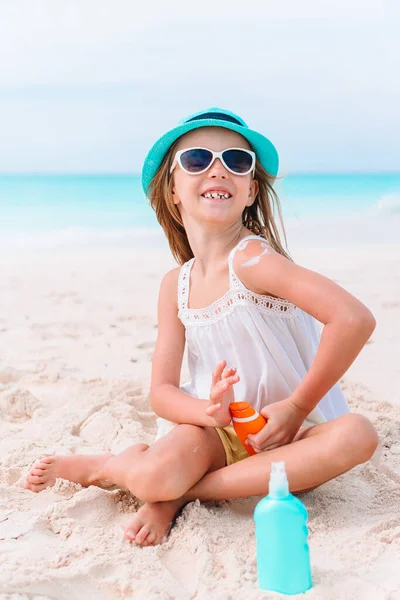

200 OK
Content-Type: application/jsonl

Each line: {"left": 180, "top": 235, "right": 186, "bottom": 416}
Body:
{"left": 180, "top": 149, "right": 213, "bottom": 173}
{"left": 223, "top": 149, "right": 253, "bottom": 173}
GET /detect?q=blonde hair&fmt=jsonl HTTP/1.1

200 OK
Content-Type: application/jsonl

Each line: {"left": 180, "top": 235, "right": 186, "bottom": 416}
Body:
{"left": 146, "top": 137, "right": 294, "bottom": 265}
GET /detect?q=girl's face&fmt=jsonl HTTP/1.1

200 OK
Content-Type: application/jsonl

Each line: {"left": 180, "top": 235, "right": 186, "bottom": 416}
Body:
{"left": 171, "top": 127, "right": 259, "bottom": 227}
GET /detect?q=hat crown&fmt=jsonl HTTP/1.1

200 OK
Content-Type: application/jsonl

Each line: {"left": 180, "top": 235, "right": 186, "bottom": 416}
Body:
{"left": 178, "top": 107, "right": 248, "bottom": 128}
{"left": 141, "top": 107, "right": 279, "bottom": 196}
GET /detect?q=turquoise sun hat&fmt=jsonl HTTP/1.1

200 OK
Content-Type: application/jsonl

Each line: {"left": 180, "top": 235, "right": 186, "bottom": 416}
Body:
{"left": 141, "top": 107, "right": 279, "bottom": 197}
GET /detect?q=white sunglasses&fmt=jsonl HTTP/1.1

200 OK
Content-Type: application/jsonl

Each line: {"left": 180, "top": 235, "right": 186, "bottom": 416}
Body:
{"left": 170, "top": 147, "right": 256, "bottom": 176}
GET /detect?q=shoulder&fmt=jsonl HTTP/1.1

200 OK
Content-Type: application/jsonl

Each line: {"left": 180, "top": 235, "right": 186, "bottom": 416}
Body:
{"left": 158, "top": 266, "right": 181, "bottom": 305}
{"left": 233, "top": 238, "right": 375, "bottom": 325}
{"left": 160, "top": 266, "right": 181, "bottom": 289}
{"left": 235, "top": 237, "right": 276, "bottom": 265}
{"left": 234, "top": 237, "right": 308, "bottom": 309}
{"left": 233, "top": 237, "right": 291, "bottom": 295}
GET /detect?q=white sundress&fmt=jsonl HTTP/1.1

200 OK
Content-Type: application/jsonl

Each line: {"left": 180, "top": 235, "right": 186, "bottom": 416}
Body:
{"left": 155, "top": 234, "right": 350, "bottom": 441}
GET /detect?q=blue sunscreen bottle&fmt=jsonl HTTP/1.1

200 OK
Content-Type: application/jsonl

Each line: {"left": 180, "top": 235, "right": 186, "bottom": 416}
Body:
{"left": 254, "top": 461, "right": 312, "bottom": 595}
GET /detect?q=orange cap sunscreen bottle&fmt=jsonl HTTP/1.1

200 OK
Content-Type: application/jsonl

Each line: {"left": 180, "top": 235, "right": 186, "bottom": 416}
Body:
{"left": 229, "top": 402, "right": 267, "bottom": 456}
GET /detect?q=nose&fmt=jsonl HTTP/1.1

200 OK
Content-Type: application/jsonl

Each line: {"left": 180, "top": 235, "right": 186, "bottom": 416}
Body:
{"left": 207, "top": 157, "right": 229, "bottom": 178}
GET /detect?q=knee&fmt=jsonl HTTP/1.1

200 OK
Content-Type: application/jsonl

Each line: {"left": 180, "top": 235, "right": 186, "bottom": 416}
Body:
{"left": 333, "top": 413, "right": 379, "bottom": 465}
{"left": 132, "top": 447, "right": 187, "bottom": 503}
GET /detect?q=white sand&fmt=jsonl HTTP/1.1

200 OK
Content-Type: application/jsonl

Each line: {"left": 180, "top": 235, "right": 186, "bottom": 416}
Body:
{"left": 1, "top": 242, "right": 399, "bottom": 599}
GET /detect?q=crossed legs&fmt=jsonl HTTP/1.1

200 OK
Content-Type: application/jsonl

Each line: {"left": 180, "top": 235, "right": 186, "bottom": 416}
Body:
{"left": 25, "top": 413, "right": 379, "bottom": 546}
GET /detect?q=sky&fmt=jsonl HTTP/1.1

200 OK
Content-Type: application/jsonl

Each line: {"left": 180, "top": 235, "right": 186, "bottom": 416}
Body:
{"left": 0, "top": 0, "right": 399, "bottom": 174}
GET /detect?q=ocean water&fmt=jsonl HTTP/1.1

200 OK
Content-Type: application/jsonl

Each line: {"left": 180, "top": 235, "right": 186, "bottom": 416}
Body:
{"left": 0, "top": 173, "right": 399, "bottom": 252}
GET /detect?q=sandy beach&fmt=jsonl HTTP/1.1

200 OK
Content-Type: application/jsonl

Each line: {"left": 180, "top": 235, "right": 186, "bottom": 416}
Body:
{"left": 1, "top": 240, "right": 399, "bottom": 599}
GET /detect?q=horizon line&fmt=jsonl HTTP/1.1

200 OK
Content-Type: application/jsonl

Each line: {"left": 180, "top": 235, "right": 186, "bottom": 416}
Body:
{"left": 1, "top": 170, "right": 400, "bottom": 177}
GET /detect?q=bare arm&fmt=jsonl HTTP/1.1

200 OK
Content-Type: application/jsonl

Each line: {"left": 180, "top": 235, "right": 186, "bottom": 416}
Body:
{"left": 150, "top": 268, "right": 224, "bottom": 426}
{"left": 235, "top": 240, "right": 376, "bottom": 413}
{"left": 289, "top": 316, "right": 375, "bottom": 412}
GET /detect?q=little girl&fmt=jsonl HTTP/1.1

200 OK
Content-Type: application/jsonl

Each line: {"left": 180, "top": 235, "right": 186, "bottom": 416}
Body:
{"left": 25, "top": 107, "right": 379, "bottom": 547}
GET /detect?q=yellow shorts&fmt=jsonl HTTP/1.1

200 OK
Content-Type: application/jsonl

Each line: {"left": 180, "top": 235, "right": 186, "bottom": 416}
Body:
{"left": 215, "top": 423, "right": 251, "bottom": 466}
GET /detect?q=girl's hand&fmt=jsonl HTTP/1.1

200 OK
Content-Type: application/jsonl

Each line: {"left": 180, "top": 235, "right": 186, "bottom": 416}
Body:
{"left": 205, "top": 360, "right": 240, "bottom": 428}
{"left": 246, "top": 396, "right": 309, "bottom": 452}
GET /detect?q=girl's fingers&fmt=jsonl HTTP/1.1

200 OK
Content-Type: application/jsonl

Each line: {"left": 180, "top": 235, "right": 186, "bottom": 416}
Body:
{"left": 212, "top": 360, "right": 227, "bottom": 387}
{"left": 210, "top": 383, "right": 225, "bottom": 402}
{"left": 263, "top": 443, "right": 281, "bottom": 451}
{"left": 212, "top": 375, "right": 239, "bottom": 399}
{"left": 250, "top": 442, "right": 279, "bottom": 452}
{"left": 210, "top": 370, "right": 240, "bottom": 403}
{"left": 211, "top": 363, "right": 237, "bottom": 394}
{"left": 250, "top": 437, "right": 281, "bottom": 452}
{"left": 222, "top": 366, "right": 237, "bottom": 379}
{"left": 217, "top": 377, "right": 238, "bottom": 393}
{"left": 247, "top": 426, "right": 270, "bottom": 449}
{"left": 206, "top": 403, "right": 221, "bottom": 415}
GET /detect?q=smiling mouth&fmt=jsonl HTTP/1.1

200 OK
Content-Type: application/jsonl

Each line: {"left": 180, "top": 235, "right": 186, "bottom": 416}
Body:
{"left": 201, "top": 193, "right": 233, "bottom": 199}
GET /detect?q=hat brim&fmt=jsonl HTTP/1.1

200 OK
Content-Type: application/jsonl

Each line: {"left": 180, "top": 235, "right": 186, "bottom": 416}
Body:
{"left": 141, "top": 118, "right": 279, "bottom": 196}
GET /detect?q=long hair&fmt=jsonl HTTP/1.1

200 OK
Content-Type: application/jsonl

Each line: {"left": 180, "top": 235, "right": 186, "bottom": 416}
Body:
{"left": 146, "top": 138, "right": 294, "bottom": 265}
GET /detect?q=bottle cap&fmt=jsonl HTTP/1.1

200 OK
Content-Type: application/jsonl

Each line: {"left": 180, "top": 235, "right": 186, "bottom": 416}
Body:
{"left": 269, "top": 461, "right": 289, "bottom": 499}
{"left": 230, "top": 402, "right": 257, "bottom": 421}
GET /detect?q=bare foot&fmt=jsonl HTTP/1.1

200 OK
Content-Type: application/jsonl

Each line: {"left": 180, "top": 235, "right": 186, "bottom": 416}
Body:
{"left": 124, "top": 496, "right": 190, "bottom": 546}
{"left": 24, "top": 453, "right": 113, "bottom": 493}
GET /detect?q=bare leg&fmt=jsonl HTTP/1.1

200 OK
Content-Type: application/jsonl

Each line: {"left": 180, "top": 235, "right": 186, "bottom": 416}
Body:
{"left": 117, "top": 424, "right": 226, "bottom": 546}
{"left": 25, "top": 423, "right": 226, "bottom": 500}
{"left": 24, "top": 446, "right": 148, "bottom": 493}
{"left": 124, "top": 414, "right": 379, "bottom": 545}
{"left": 184, "top": 414, "right": 379, "bottom": 501}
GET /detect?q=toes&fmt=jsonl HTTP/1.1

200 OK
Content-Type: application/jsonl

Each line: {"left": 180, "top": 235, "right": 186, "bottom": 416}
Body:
{"left": 124, "top": 521, "right": 142, "bottom": 541}
{"left": 25, "top": 456, "right": 55, "bottom": 491}
{"left": 145, "top": 531, "right": 157, "bottom": 546}
{"left": 32, "top": 484, "right": 47, "bottom": 493}
{"left": 31, "top": 469, "right": 46, "bottom": 478}
{"left": 27, "top": 474, "right": 46, "bottom": 485}
{"left": 29, "top": 458, "right": 51, "bottom": 475}
{"left": 125, "top": 526, "right": 158, "bottom": 547}
{"left": 25, "top": 481, "right": 47, "bottom": 493}
{"left": 30, "top": 457, "right": 53, "bottom": 472}
{"left": 33, "top": 464, "right": 47, "bottom": 472}
{"left": 134, "top": 524, "right": 151, "bottom": 545}
{"left": 37, "top": 457, "right": 54, "bottom": 468}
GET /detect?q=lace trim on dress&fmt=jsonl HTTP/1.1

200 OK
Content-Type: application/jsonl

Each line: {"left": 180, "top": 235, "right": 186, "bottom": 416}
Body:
{"left": 177, "top": 234, "right": 298, "bottom": 326}
{"left": 178, "top": 257, "right": 195, "bottom": 311}
{"left": 178, "top": 287, "right": 297, "bottom": 327}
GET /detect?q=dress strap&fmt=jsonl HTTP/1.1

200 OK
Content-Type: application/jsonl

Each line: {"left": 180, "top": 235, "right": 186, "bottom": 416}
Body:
{"left": 228, "top": 234, "right": 271, "bottom": 289}
{"left": 178, "top": 257, "right": 195, "bottom": 310}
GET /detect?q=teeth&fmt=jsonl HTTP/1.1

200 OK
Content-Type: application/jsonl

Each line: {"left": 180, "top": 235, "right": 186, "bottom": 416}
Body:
{"left": 203, "top": 192, "right": 231, "bottom": 198}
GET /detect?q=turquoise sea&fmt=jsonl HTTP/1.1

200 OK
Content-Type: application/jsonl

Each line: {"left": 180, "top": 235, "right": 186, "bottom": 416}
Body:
{"left": 1, "top": 173, "right": 399, "bottom": 252}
